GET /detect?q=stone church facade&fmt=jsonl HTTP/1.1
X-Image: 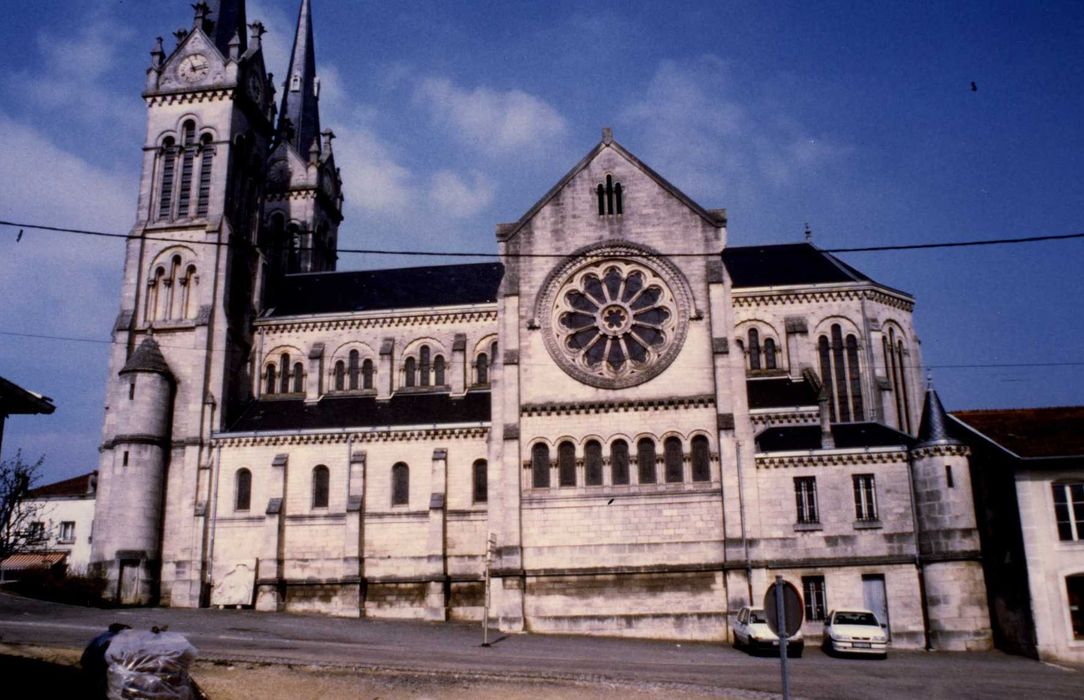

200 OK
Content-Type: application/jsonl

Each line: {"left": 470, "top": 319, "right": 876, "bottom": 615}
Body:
{"left": 90, "top": 0, "right": 991, "bottom": 649}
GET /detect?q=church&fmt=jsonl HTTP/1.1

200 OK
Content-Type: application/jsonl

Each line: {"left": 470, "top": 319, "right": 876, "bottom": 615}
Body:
{"left": 90, "top": 0, "right": 992, "bottom": 650}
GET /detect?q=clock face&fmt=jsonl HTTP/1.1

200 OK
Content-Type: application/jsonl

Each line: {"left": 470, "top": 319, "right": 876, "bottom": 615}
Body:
{"left": 178, "top": 54, "right": 210, "bottom": 83}
{"left": 247, "top": 72, "right": 264, "bottom": 103}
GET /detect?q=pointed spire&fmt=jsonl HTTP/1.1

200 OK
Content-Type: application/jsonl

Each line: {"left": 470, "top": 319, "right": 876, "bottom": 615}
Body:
{"left": 915, "top": 383, "right": 961, "bottom": 447}
{"left": 202, "top": 0, "right": 248, "bottom": 58}
{"left": 278, "top": 0, "right": 321, "bottom": 157}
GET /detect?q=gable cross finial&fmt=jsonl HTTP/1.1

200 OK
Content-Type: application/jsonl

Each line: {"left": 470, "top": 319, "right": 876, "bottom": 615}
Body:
{"left": 192, "top": 2, "right": 211, "bottom": 28}
{"left": 602, "top": 127, "right": 614, "bottom": 144}
{"left": 249, "top": 21, "right": 267, "bottom": 42}
{"left": 173, "top": 28, "right": 190, "bottom": 46}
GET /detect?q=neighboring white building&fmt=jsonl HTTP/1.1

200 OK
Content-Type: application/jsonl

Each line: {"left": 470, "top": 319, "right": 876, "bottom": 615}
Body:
{"left": 13, "top": 472, "right": 98, "bottom": 574}
{"left": 953, "top": 407, "right": 1084, "bottom": 664}
{"left": 88, "top": 0, "right": 991, "bottom": 650}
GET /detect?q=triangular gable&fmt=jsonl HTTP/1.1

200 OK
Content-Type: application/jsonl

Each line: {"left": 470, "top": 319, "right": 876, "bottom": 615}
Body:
{"left": 497, "top": 131, "right": 726, "bottom": 242}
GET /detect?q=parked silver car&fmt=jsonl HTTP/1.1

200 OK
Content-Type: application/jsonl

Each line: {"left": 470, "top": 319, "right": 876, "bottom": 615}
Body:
{"left": 732, "top": 606, "right": 804, "bottom": 657}
{"left": 822, "top": 609, "right": 888, "bottom": 658}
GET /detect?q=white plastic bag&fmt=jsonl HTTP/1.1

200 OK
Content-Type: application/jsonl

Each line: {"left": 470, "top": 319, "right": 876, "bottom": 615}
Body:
{"left": 104, "top": 629, "right": 198, "bottom": 700}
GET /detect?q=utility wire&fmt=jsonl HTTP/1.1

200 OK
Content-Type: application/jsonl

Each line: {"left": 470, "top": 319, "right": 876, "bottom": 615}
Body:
{"left": 2, "top": 219, "right": 1083, "bottom": 258}
{"left": 2, "top": 330, "right": 1082, "bottom": 371}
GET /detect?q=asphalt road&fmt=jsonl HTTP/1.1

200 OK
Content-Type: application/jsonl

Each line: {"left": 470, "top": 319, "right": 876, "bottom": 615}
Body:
{"left": 1, "top": 592, "right": 1081, "bottom": 699}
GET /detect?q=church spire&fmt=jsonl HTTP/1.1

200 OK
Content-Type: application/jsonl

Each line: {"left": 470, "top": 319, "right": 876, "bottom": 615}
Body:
{"left": 915, "top": 382, "right": 961, "bottom": 447}
{"left": 200, "top": 1, "right": 248, "bottom": 58}
{"left": 277, "top": 0, "right": 321, "bottom": 156}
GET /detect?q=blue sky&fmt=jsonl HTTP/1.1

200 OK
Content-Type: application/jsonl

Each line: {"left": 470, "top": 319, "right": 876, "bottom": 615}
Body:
{"left": 1, "top": 0, "right": 1082, "bottom": 484}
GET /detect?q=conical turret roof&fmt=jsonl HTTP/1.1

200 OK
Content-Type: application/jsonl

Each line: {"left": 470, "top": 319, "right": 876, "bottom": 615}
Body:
{"left": 119, "top": 338, "right": 174, "bottom": 379}
{"left": 916, "top": 385, "right": 961, "bottom": 447}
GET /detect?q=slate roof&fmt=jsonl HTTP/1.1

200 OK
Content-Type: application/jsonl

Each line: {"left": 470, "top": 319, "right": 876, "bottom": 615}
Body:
{"left": 227, "top": 391, "right": 492, "bottom": 433}
{"left": 723, "top": 243, "right": 877, "bottom": 289}
{"left": 916, "top": 387, "right": 961, "bottom": 447}
{"left": 951, "top": 407, "right": 1084, "bottom": 459}
{"left": 756, "top": 422, "right": 914, "bottom": 453}
{"left": 27, "top": 471, "right": 96, "bottom": 499}
{"left": 746, "top": 377, "right": 820, "bottom": 409}
{"left": 120, "top": 338, "right": 173, "bottom": 378}
{"left": 265, "top": 262, "right": 504, "bottom": 317}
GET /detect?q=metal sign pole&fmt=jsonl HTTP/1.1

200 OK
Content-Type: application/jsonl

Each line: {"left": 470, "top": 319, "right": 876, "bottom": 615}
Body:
{"left": 775, "top": 575, "right": 790, "bottom": 700}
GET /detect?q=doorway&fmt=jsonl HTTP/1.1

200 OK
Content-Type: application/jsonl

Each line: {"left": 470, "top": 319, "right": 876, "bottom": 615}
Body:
{"left": 118, "top": 559, "right": 142, "bottom": 605}
{"left": 862, "top": 574, "right": 890, "bottom": 639}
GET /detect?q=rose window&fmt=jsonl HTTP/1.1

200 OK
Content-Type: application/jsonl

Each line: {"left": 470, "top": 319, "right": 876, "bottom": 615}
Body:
{"left": 545, "top": 259, "right": 687, "bottom": 388}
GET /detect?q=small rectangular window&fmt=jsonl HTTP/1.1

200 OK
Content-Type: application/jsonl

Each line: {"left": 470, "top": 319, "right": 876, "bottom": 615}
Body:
{"left": 123, "top": 451, "right": 129, "bottom": 467}
{"left": 129, "top": 382, "right": 136, "bottom": 400}
{"left": 59, "top": 521, "right": 76, "bottom": 543}
{"left": 945, "top": 465, "right": 955, "bottom": 488}
{"left": 1053, "top": 483, "right": 1084, "bottom": 541}
{"left": 853, "top": 474, "right": 878, "bottom": 522}
{"left": 794, "top": 477, "right": 818, "bottom": 524}
{"left": 802, "top": 575, "right": 827, "bottom": 621}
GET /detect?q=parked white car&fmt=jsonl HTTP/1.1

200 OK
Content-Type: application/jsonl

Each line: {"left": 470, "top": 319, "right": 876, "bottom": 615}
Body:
{"left": 822, "top": 609, "right": 889, "bottom": 657}
{"left": 732, "top": 606, "right": 804, "bottom": 657}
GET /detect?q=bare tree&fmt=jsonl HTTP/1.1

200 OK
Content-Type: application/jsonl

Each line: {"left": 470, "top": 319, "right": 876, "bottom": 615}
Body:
{"left": 0, "top": 450, "right": 47, "bottom": 562}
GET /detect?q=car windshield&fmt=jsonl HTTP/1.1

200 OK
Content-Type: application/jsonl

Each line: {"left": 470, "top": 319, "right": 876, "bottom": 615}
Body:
{"left": 748, "top": 610, "right": 767, "bottom": 624}
{"left": 833, "top": 611, "right": 879, "bottom": 626}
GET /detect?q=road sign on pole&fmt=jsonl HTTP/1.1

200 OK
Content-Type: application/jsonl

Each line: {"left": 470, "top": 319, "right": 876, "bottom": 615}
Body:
{"left": 764, "top": 576, "right": 804, "bottom": 700}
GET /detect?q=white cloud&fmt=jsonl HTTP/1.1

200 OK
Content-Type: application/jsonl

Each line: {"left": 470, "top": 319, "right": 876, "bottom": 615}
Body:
{"left": 621, "top": 57, "right": 848, "bottom": 203}
{"left": 10, "top": 17, "right": 141, "bottom": 133}
{"left": 0, "top": 113, "right": 133, "bottom": 338}
{"left": 330, "top": 121, "right": 414, "bottom": 214}
{"left": 429, "top": 170, "right": 495, "bottom": 219}
{"left": 415, "top": 77, "right": 567, "bottom": 157}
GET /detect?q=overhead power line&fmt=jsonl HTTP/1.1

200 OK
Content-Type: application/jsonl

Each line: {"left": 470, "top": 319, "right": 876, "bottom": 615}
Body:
{"left": 2, "top": 219, "right": 1083, "bottom": 258}
{"left": 2, "top": 330, "right": 1082, "bottom": 372}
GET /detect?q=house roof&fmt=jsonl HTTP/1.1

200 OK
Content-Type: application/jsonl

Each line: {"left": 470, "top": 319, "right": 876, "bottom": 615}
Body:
{"left": 226, "top": 391, "right": 492, "bottom": 433}
{"left": 0, "top": 551, "right": 67, "bottom": 572}
{"left": 27, "top": 471, "right": 97, "bottom": 499}
{"left": 0, "top": 375, "right": 55, "bottom": 416}
{"left": 951, "top": 407, "right": 1084, "bottom": 459}
{"left": 756, "top": 422, "right": 914, "bottom": 453}
{"left": 265, "top": 262, "right": 504, "bottom": 317}
{"left": 747, "top": 376, "right": 820, "bottom": 409}
{"left": 723, "top": 243, "right": 882, "bottom": 289}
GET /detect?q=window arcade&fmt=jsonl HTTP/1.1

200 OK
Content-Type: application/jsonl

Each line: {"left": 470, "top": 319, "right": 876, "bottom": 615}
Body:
{"left": 818, "top": 324, "right": 864, "bottom": 422}
{"left": 596, "top": 174, "right": 623, "bottom": 216}
{"left": 157, "top": 120, "right": 215, "bottom": 222}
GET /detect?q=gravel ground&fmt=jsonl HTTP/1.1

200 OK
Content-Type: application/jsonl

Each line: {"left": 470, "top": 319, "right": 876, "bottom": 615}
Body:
{"left": 0, "top": 644, "right": 765, "bottom": 699}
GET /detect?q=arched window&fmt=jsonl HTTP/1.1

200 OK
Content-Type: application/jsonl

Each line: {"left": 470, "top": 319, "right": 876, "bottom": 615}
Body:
{"left": 158, "top": 137, "right": 177, "bottom": 220}
{"left": 764, "top": 338, "right": 777, "bottom": 370}
{"left": 286, "top": 224, "right": 300, "bottom": 272}
{"left": 748, "top": 329, "right": 761, "bottom": 370}
{"left": 348, "top": 349, "right": 360, "bottom": 390}
{"left": 896, "top": 339, "right": 911, "bottom": 431}
{"left": 819, "top": 324, "right": 863, "bottom": 423}
{"left": 637, "top": 438, "right": 656, "bottom": 484}
{"left": 196, "top": 133, "right": 214, "bottom": 217}
{"left": 884, "top": 328, "right": 913, "bottom": 433}
{"left": 265, "top": 365, "right": 277, "bottom": 395}
{"left": 362, "top": 359, "right": 374, "bottom": 390}
{"left": 312, "top": 465, "right": 329, "bottom": 508}
{"left": 404, "top": 357, "right": 416, "bottom": 388}
{"left": 177, "top": 121, "right": 197, "bottom": 217}
{"left": 558, "top": 441, "right": 576, "bottom": 487}
{"left": 279, "top": 353, "right": 290, "bottom": 394}
{"left": 472, "top": 459, "right": 487, "bottom": 503}
{"left": 235, "top": 468, "right": 252, "bottom": 511}
{"left": 434, "top": 355, "right": 446, "bottom": 386}
{"left": 148, "top": 266, "right": 166, "bottom": 322}
{"left": 166, "top": 255, "right": 181, "bottom": 319}
{"left": 333, "top": 361, "right": 345, "bottom": 391}
{"left": 419, "top": 345, "right": 431, "bottom": 387}
{"left": 691, "top": 436, "right": 711, "bottom": 482}
{"left": 664, "top": 436, "right": 684, "bottom": 483}
{"left": 292, "top": 362, "right": 304, "bottom": 393}
{"left": 585, "top": 440, "right": 603, "bottom": 486}
{"left": 611, "top": 440, "right": 630, "bottom": 485}
{"left": 181, "top": 265, "right": 198, "bottom": 319}
{"left": 476, "top": 353, "right": 489, "bottom": 385}
{"left": 391, "top": 462, "right": 409, "bottom": 505}
{"left": 531, "top": 443, "right": 550, "bottom": 489}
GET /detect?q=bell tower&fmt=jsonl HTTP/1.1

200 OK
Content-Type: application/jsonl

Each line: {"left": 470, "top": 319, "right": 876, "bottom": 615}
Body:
{"left": 263, "top": 0, "right": 343, "bottom": 281}
{"left": 91, "top": 0, "right": 275, "bottom": 606}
